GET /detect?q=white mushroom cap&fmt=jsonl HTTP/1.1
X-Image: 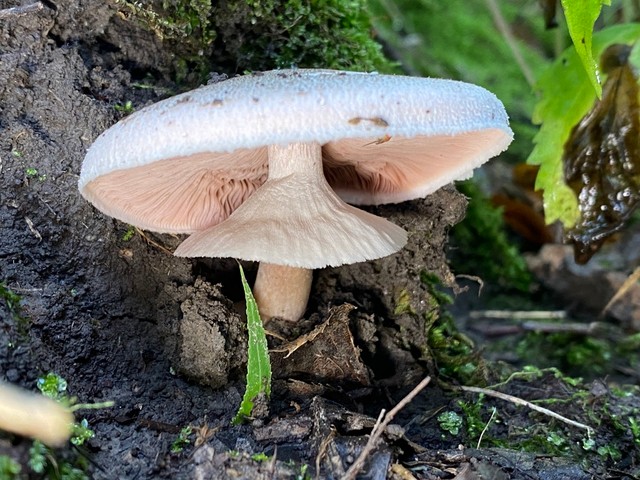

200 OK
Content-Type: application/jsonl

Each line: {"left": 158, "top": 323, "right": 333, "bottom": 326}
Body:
{"left": 79, "top": 69, "right": 513, "bottom": 236}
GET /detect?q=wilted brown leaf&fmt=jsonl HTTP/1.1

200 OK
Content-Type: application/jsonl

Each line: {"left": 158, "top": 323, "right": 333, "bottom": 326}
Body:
{"left": 271, "top": 304, "right": 370, "bottom": 386}
{"left": 563, "top": 44, "right": 640, "bottom": 263}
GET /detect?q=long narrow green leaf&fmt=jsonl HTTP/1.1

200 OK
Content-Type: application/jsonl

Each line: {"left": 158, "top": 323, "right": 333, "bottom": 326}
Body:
{"left": 560, "top": 0, "right": 611, "bottom": 98}
{"left": 233, "top": 264, "right": 271, "bottom": 425}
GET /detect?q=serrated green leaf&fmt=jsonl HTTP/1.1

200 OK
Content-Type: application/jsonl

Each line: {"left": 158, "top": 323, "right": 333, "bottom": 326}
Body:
{"left": 560, "top": 0, "right": 611, "bottom": 98}
{"left": 528, "top": 23, "right": 640, "bottom": 227}
{"left": 233, "top": 264, "right": 271, "bottom": 425}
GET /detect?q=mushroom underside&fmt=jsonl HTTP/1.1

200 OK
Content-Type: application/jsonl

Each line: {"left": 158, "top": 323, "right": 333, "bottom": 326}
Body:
{"left": 80, "top": 130, "right": 510, "bottom": 235}
{"left": 174, "top": 141, "right": 408, "bottom": 321}
{"left": 173, "top": 142, "right": 407, "bottom": 266}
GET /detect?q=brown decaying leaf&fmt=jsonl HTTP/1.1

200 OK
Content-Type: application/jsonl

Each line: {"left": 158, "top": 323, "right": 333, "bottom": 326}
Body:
{"left": 563, "top": 44, "right": 640, "bottom": 263}
{"left": 270, "top": 304, "right": 370, "bottom": 386}
{"left": 492, "top": 192, "right": 554, "bottom": 246}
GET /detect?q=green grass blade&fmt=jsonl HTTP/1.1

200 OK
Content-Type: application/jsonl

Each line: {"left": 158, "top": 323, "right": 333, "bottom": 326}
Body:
{"left": 233, "top": 264, "right": 272, "bottom": 425}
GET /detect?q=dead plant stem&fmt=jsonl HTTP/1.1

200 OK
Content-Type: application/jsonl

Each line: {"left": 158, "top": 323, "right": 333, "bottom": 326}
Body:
{"left": 340, "top": 376, "right": 431, "bottom": 480}
{"left": 476, "top": 406, "right": 497, "bottom": 448}
{"left": 0, "top": 2, "right": 43, "bottom": 19}
{"left": 460, "top": 385, "right": 594, "bottom": 435}
{"left": 483, "top": 0, "right": 536, "bottom": 87}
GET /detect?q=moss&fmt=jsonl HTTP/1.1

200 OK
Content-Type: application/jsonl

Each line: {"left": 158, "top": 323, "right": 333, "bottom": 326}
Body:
{"left": 0, "top": 456, "right": 21, "bottom": 479}
{"left": 419, "top": 273, "right": 491, "bottom": 385}
{"left": 457, "top": 396, "right": 489, "bottom": 441}
{"left": 514, "top": 324, "right": 639, "bottom": 380}
{"left": 0, "top": 282, "right": 21, "bottom": 320}
{"left": 516, "top": 331, "right": 613, "bottom": 377}
{"left": 450, "top": 180, "right": 532, "bottom": 292}
{"left": 170, "top": 426, "right": 193, "bottom": 453}
{"left": 0, "top": 282, "right": 29, "bottom": 335}
{"left": 214, "top": 0, "right": 392, "bottom": 72}
{"left": 117, "top": 0, "right": 392, "bottom": 83}
{"left": 116, "top": 0, "right": 216, "bottom": 82}
{"left": 117, "top": 0, "right": 215, "bottom": 44}
{"left": 393, "top": 288, "right": 415, "bottom": 315}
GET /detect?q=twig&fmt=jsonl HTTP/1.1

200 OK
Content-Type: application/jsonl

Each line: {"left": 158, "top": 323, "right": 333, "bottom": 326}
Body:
{"left": 476, "top": 320, "right": 610, "bottom": 337}
{"left": 315, "top": 426, "right": 336, "bottom": 480}
{"left": 455, "top": 274, "right": 484, "bottom": 296}
{"left": 459, "top": 385, "right": 594, "bottom": 435}
{"left": 340, "top": 376, "right": 431, "bottom": 480}
{"left": 483, "top": 0, "right": 536, "bottom": 87}
{"left": 135, "top": 227, "right": 174, "bottom": 255}
{"left": 519, "top": 321, "right": 607, "bottom": 335}
{"left": 469, "top": 310, "right": 567, "bottom": 320}
{"left": 476, "top": 406, "right": 496, "bottom": 448}
{"left": 600, "top": 265, "right": 640, "bottom": 318}
{"left": 0, "top": 1, "right": 43, "bottom": 19}
{"left": 609, "top": 468, "right": 640, "bottom": 480}
{"left": 69, "top": 400, "right": 115, "bottom": 412}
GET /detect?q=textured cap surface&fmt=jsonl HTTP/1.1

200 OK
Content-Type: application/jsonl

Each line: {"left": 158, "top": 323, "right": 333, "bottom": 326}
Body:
{"left": 80, "top": 69, "right": 513, "bottom": 233}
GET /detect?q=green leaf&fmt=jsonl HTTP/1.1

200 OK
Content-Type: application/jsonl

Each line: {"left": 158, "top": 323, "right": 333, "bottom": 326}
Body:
{"left": 233, "top": 264, "right": 272, "bottom": 425}
{"left": 528, "top": 23, "right": 640, "bottom": 227}
{"left": 560, "top": 0, "right": 611, "bottom": 98}
{"left": 437, "top": 411, "right": 463, "bottom": 435}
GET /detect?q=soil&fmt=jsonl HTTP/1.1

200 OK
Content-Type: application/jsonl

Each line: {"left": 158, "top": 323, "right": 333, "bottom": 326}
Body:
{"left": 1, "top": 2, "right": 639, "bottom": 479}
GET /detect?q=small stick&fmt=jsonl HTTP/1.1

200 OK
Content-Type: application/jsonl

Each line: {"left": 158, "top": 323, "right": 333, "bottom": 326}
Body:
{"left": 341, "top": 376, "right": 431, "bottom": 480}
{"left": 520, "top": 320, "right": 604, "bottom": 335}
{"left": 483, "top": 0, "right": 536, "bottom": 87}
{"left": 459, "top": 385, "right": 593, "bottom": 435}
{"left": 0, "top": 2, "right": 43, "bottom": 19}
{"left": 135, "top": 227, "right": 174, "bottom": 255}
{"left": 478, "top": 320, "right": 609, "bottom": 337}
{"left": 469, "top": 310, "right": 567, "bottom": 320}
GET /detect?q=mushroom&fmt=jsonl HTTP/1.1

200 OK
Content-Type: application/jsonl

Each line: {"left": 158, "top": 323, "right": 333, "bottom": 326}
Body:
{"left": 0, "top": 382, "right": 72, "bottom": 446}
{"left": 79, "top": 69, "right": 513, "bottom": 321}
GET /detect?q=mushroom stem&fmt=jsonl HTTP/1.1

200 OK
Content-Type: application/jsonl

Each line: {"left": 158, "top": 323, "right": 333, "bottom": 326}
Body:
{"left": 253, "top": 263, "right": 313, "bottom": 322}
{"left": 175, "top": 141, "right": 407, "bottom": 321}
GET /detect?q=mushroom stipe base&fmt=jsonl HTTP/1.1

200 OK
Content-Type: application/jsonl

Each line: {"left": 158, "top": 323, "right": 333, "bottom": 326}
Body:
{"left": 254, "top": 263, "right": 313, "bottom": 322}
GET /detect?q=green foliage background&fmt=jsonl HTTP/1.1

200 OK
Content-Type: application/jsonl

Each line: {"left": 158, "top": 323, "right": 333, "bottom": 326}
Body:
{"left": 370, "top": 0, "right": 553, "bottom": 159}
{"left": 369, "top": 0, "right": 557, "bottom": 287}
